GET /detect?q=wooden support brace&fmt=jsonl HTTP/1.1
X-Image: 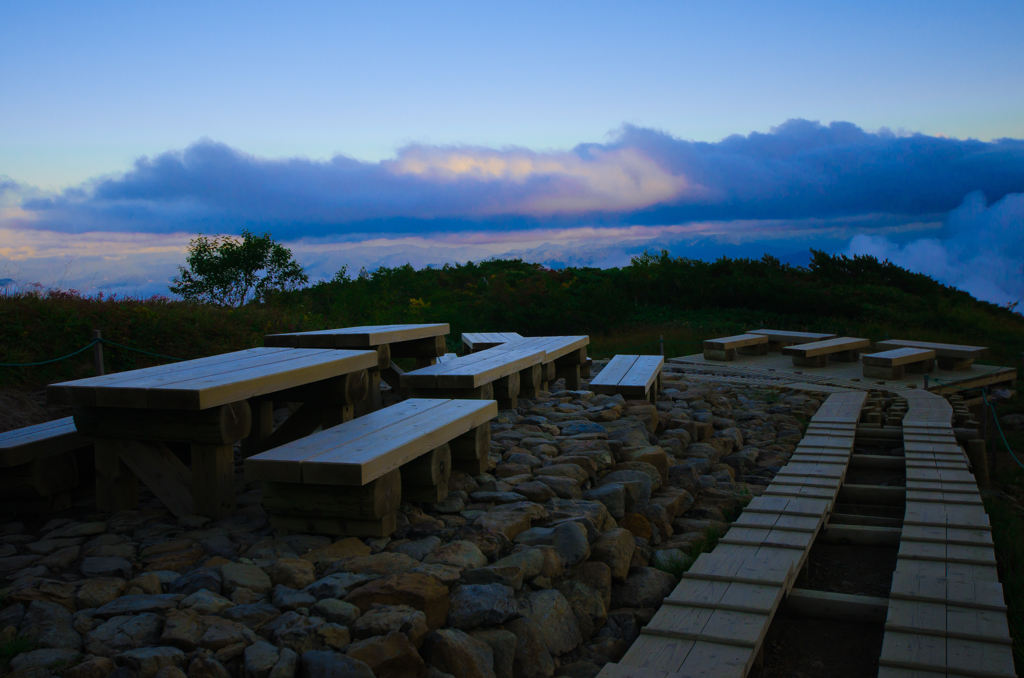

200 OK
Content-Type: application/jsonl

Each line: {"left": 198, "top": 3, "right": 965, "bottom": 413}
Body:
{"left": 783, "top": 588, "right": 889, "bottom": 624}
{"left": 94, "top": 439, "right": 139, "bottom": 512}
{"left": 191, "top": 443, "right": 236, "bottom": 519}
{"left": 241, "top": 399, "right": 274, "bottom": 458}
{"left": 116, "top": 440, "right": 194, "bottom": 517}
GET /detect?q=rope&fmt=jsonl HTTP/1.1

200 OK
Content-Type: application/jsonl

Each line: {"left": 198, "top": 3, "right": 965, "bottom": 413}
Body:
{"left": 984, "top": 386, "right": 1024, "bottom": 472}
{"left": 0, "top": 338, "right": 183, "bottom": 367}
{"left": 99, "top": 338, "right": 184, "bottom": 362}
{"left": 0, "top": 340, "right": 101, "bottom": 367}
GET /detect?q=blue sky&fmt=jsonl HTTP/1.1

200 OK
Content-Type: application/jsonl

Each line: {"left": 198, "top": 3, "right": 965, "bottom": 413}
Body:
{"left": 2, "top": 1, "right": 1024, "bottom": 302}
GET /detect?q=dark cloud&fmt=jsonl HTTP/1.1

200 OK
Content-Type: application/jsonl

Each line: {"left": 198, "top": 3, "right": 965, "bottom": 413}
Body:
{"left": 10, "top": 120, "right": 1024, "bottom": 238}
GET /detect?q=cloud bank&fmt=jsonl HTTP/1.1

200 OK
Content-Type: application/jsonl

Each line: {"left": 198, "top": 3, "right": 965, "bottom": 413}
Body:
{"left": 8, "top": 119, "right": 1024, "bottom": 236}
{"left": 2, "top": 119, "right": 1023, "bottom": 303}
{"left": 848, "top": 191, "right": 1024, "bottom": 306}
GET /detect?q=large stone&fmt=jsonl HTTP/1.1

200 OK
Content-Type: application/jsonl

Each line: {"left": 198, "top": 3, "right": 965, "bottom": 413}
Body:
{"left": 344, "top": 574, "right": 449, "bottom": 631}
{"left": 510, "top": 481, "right": 557, "bottom": 504}
{"left": 555, "top": 581, "right": 606, "bottom": 639}
{"left": 95, "top": 594, "right": 181, "bottom": 619}
{"left": 244, "top": 641, "right": 279, "bottom": 678}
{"left": 80, "top": 557, "right": 133, "bottom": 579}
{"left": 161, "top": 609, "right": 204, "bottom": 650}
{"left": 422, "top": 541, "right": 487, "bottom": 571}
{"left": 117, "top": 647, "right": 186, "bottom": 678}
{"left": 582, "top": 485, "right": 626, "bottom": 520}
{"left": 309, "top": 599, "right": 361, "bottom": 628}
{"left": 420, "top": 629, "right": 495, "bottom": 678}
{"left": 344, "top": 631, "right": 425, "bottom": 678}
{"left": 504, "top": 618, "right": 554, "bottom": 678}
{"left": 199, "top": 616, "right": 251, "bottom": 651}
{"left": 589, "top": 529, "right": 635, "bottom": 582}
{"left": 20, "top": 600, "right": 82, "bottom": 650}
{"left": 170, "top": 568, "right": 222, "bottom": 596}
{"left": 76, "top": 578, "right": 128, "bottom": 610}
{"left": 266, "top": 559, "right": 317, "bottom": 590}
{"left": 567, "top": 562, "right": 612, "bottom": 609}
{"left": 518, "top": 590, "right": 581, "bottom": 656}
{"left": 534, "top": 475, "right": 581, "bottom": 499}
{"left": 610, "top": 567, "right": 677, "bottom": 609}
{"left": 263, "top": 613, "right": 326, "bottom": 654}
{"left": 328, "top": 553, "right": 418, "bottom": 578}
{"left": 597, "top": 470, "right": 651, "bottom": 509}
{"left": 218, "top": 603, "right": 281, "bottom": 630}
{"left": 9, "top": 648, "right": 81, "bottom": 673}
{"left": 303, "top": 573, "right": 376, "bottom": 601}
{"left": 299, "top": 650, "right": 374, "bottom": 678}
{"left": 390, "top": 536, "right": 442, "bottom": 561}
{"left": 352, "top": 604, "right": 429, "bottom": 647}
{"left": 66, "top": 656, "right": 117, "bottom": 678}
{"left": 490, "top": 550, "right": 544, "bottom": 579}
{"left": 44, "top": 522, "right": 107, "bottom": 540}
{"left": 447, "top": 584, "right": 517, "bottom": 630}
{"left": 469, "top": 629, "right": 516, "bottom": 678}
{"left": 187, "top": 652, "right": 232, "bottom": 678}
{"left": 40, "top": 545, "right": 81, "bottom": 570}
{"left": 222, "top": 563, "right": 272, "bottom": 595}
{"left": 181, "top": 589, "right": 236, "bottom": 615}
{"left": 84, "top": 613, "right": 164, "bottom": 657}
{"left": 513, "top": 523, "right": 589, "bottom": 566}
{"left": 6, "top": 579, "right": 77, "bottom": 612}
{"left": 472, "top": 511, "right": 533, "bottom": 541}
{"left": 459, "top": 565, "right": 524, "bottom": 591}
{"left": 535, "top": 464, "right": 588, "bottom": 486}
{"left": 272, "top": 585, "right": 317, "bottom": 612}
{"left": 269, "top": 648, "right": 298, "bottom": 678}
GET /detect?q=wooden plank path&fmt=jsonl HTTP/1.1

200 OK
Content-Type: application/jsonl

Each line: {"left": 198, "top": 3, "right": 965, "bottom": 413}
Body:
{"left": 597, "top": 391, "right": 867, "bottom": 678}
{"left": 878, "top": 391, "right": 1016, "bottom": 678}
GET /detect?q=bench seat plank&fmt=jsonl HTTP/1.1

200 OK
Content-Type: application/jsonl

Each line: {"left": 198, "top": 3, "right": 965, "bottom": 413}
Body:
{"left": 864, "top": 347, "right": 936, "bottom": 367}
{"left": 0, "top": 417, "right": 87, "bottom": 468}
{"left": 874, "top": 339, "right": 988, "bottom": 360}
{"left": 781, "top": 337, "right": 870, "bottom": 358}
{"left": 703, "top": 334, "right": 769, "bottom": 351}
{"left": 747, "top": 329, "right": 837, "bottom": 344}
{"left": 245, "top": 398, "right": 496, "bottom": 486}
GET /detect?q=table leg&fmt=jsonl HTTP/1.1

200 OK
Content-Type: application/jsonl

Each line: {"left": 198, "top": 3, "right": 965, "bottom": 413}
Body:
{"left": 241, "top": 399, "right": 273, "bottom": 458}
{"left": 191, "top": 443, "right": 236, "bottom": 519}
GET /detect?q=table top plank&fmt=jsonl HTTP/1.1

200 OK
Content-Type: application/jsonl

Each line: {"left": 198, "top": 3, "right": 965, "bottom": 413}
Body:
{"left": 266, "top": 324, "right": 449, "bottom": 348}
{"left": 863, "top": 348, "right": 936, "bottom": 367}
{"left": 618, "top": 355, "right": 665, "bottom": 394}
{"left": 703, "top": 334, "right": 769, "bottom": 350}
{"left": 435, "top": 348, "right": 547, "bottom": 388}
{"left": 589, "top": 355, "right": 640, "bottom": 389}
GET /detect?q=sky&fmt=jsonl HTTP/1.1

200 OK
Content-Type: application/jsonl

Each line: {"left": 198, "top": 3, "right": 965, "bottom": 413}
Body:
{"left": 2, "top": 1, "right": 1024, "bottom": 303}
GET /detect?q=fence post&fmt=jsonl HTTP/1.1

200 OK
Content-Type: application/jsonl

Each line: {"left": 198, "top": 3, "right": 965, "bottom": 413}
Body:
{"left": 92, "top": 329, "right": 105, "bottom": 376}
{"left": 659, "top": 335, "right": 664, "bottom": 356}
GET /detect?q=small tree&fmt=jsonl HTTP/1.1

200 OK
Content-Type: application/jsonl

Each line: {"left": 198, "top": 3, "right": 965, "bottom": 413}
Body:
{"left": 169, "top": 230, "right": 308, "bottom": 306}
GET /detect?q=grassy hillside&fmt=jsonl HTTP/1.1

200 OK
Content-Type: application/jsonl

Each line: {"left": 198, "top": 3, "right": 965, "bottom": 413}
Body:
{"left": 2, "top": 249, "right": 1022, "bottom": 390}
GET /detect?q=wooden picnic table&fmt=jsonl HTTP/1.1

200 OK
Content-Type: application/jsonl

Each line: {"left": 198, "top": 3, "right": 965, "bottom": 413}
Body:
{"left": 47, "top": 346, "right": 378, "bottom": 519}
{"left": 264, "top": 324, "right": 450, "bottom": 410}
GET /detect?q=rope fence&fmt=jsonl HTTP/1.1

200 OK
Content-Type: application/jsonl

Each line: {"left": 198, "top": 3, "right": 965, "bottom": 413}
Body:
{"left": 0, "top": 337, "right": 184, "bottom": 368}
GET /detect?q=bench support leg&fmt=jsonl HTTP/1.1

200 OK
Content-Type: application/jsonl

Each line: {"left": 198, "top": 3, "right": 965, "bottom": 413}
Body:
{"left": 556, "top": 363, "right": 581, "bottom": 390}
{"left": 905, "top": 359, "right": 935, "bottom": 374}
{"left": 737, "top": 343, "right": 768, "bottom": 356}
{"left": 831, "top": 349, "right": 860, "bottom": 362}
{"left": 703, "top": 348, "right": 735, "bottom": 361}
{"left": 792, "top": 355, "right": 829, "bottom": 368}
{"left": 938, "top": 357, "right": 974, "bottom": 370}
{"left": 863, "top": 365, "right": 905, "bottom": 380}
{"left": 95, "top": 439, "right": 139, "bottom": 513}
{"left": 519, "top": 364, "right": 544, "bottom": 399}
{"left": 191, "top": 443, "right": 236, "bottom": 520}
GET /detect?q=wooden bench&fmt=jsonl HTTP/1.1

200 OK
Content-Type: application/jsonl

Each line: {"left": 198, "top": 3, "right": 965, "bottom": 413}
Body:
{"left": 400, "top": 344, "right": 546, "bottom": 409}
{"left": 588, "top": 355, "right": 664, "bottom": 404}
{"left": 873, "top": 339, "right": 988, "bottom": 371}
{"left": 863, "top": 347, "right": 936, "bottom": 379}
{"left": 748, "top": 329, "right": 837, "bottom": 351}
{"left": 245, "top": 398, "right": 496, "bottom": 535}
{"left": 497, "top": 335, "right": 590, "bottom": 394}
{"left": 0, "top": 418, "right": 92, "bottom": 513}
{"left": 265, "top": 324, "right": 450, "bottom": 411}
{"left": 702, "top": 334, "right": 769, "bottom": 361}
{"left": 781, "top": 336, "right": 870, "bottom": 368}
{"left": 461, "top": 332, "right": 523, "bottom": 353}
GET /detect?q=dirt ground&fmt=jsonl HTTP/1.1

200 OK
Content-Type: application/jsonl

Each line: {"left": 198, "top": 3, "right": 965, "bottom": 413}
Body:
{"left": 0, "top": 387, "right": 71, "bottom": 434}
{"left": 751, "top": 614, "right": 885, "bottom": 678}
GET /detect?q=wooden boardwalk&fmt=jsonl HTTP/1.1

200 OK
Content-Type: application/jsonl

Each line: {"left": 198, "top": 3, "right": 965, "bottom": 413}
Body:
{"left": 878, "top": 390, "right": 1015, "bottom": 678}
{"left": 597, "top": 391, "right": 867, "bottom": 678}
